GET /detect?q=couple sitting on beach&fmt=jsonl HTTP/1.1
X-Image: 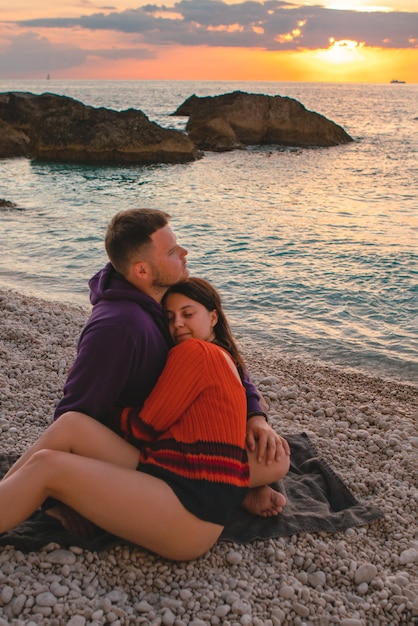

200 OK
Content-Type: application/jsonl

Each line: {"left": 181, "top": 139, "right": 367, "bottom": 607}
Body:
{"left": 0, "top": 209, "right": 290, "bottom": 561}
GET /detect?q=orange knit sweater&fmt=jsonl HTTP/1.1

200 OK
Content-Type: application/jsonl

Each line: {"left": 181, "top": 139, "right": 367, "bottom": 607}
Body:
{"left": 120, "top": 339, "right": 250, "bottom": 525}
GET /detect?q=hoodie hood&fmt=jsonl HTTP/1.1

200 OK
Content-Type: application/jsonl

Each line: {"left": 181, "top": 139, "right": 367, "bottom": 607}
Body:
{"left": 89, "top": 262, "right": 160, "bottom": 311}
{"left": 89, "top": 262, "right": 173, "bottom": 345}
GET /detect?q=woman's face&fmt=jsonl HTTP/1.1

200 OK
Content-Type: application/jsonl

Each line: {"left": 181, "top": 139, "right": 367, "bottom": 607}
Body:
{"left": 164, "top": 292, "right": 218, "bottom": 344}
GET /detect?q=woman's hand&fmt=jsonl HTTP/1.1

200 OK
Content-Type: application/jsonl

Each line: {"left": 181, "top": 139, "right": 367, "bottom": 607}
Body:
{"left": 246, "top": 415, "right": 290, "bottom": 465}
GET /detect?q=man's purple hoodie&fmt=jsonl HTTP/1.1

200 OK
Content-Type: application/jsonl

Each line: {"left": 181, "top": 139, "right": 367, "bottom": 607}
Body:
{"left": 54, "top": 263, "right": 263, "bottom": 427}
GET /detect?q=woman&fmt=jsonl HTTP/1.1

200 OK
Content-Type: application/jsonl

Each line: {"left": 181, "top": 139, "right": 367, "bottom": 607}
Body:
{"left": 161, "top": 278, "right": 290, "bottom": 517}
{"left": 0, "top": 279, "right": 289, "bottom": 561}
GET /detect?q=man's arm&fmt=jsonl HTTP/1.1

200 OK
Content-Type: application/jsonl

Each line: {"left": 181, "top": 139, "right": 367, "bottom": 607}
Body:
{"left": 54, "top": 324, "right": 136, "bottom": 425}
{"left": 241, "top": 372, "right": 266, "bottom": 417}
{"left": 242, "top": 371, "right": 290, "bottom": 464}
{"left": 46, "top": 324, "right": 139, "bottom": 533}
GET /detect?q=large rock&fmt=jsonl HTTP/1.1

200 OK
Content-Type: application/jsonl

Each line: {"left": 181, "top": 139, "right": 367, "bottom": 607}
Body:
{"left": 172, "top": 91, "right": 353, "bottom": 151}
{"left": 0, "top": 118, "right": 30, "bottom": 158}
{"left": 0, "top": 92, "right": 199, "bottom": 164}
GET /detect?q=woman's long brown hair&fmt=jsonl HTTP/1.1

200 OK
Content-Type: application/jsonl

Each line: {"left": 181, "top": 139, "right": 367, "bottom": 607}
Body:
{"left": 162, "top": 277, "right": 246, "bottom": 377}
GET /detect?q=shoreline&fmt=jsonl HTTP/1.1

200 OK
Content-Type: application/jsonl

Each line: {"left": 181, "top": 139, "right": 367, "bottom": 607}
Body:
{"left": 1, "top": 287, "right": 417, "bottom": 625}
{"left": 2, "top": 277, "right": 416, "bottom": 391}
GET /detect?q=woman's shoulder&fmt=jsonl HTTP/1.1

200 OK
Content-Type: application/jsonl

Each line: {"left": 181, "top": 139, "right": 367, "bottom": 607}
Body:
{"left": 170, "top": 338, "right": 219, "bottom": 355}
{"left": 170, "top": 339, "right": 231, "bottom": 362}
{"left": 171, "top": 340, "right": 237, "bottom": 369}
{"left": 168, "top": 340, "right": 241, "bottom": 382}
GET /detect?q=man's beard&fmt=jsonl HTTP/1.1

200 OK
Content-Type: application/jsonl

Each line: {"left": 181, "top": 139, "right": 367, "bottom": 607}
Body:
{"left": 150, "top": 263, "right": 188, "bottom": 289}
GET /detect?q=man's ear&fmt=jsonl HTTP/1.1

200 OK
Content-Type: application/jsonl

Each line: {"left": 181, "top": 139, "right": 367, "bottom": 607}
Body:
{"left": 129, "top": 260, "right": 151, "bottom": 285}
{"left": 133, "top": 261, "right": 147, "bottom": 276}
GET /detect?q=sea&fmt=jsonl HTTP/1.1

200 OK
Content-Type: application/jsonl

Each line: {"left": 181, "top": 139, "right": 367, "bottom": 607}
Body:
{"left": 0, "top": 79, "right": 417, "bottom": 387}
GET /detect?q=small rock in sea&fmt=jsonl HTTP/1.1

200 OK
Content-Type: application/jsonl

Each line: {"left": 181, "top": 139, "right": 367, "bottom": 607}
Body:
{"left": 0, "top": 199, "right": 19, "bottom": 209}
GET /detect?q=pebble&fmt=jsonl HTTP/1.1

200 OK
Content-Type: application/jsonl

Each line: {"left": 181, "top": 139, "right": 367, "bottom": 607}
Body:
{"left": 399, "top": 548, "right": 418, "bottom": 564}
{"left": 279, "top": 585, "right": 295, "bottom": 599}
{"left": 226, "top": 550, "right": 242, "bottom": 565}
{"left": 0, "top": 289, "right": 416, "bottom": 626}
{"left": 354, "top": 563, "right": 377, "bottom": 584}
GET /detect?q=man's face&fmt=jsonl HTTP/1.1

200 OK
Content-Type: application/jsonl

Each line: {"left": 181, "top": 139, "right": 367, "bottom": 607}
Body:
{"left": 148, "top": 225, "right": 189, "bottom": 289}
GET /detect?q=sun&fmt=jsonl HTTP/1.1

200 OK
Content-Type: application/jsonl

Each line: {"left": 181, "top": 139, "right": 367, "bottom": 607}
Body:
{"left": 316, "top": 39, "right": 365, "bottom": 64}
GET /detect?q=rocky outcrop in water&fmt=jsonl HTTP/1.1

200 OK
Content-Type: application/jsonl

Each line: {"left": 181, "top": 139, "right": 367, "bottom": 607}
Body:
{"left": 0, "top": 90, "right": 353, "bottom": 163}
{"left": 0, "top": 118, "right": 30, "bottom": 158}
{"left": 172, "top": 91, "right": 353, "bottom": 151}
{"left": 0, "top": 198, "right": 19, "bottom": 209}
{"left": 0, "top": 92, "right": 199, "bottom": 164}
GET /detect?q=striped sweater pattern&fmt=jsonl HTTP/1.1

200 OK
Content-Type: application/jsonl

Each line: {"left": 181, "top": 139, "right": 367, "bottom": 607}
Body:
{"left": 120, "top": 339, "right": 250, "bottom": 524}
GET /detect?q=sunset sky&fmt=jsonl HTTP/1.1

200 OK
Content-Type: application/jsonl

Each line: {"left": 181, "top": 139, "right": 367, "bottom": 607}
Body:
{"left": 0, "top": 0, "right": 417, "bottom": 83}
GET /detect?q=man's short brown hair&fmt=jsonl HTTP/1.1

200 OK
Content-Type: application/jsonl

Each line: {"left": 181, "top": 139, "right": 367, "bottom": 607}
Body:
{"left": 105, "top": 208, "right": 171, "bottom": 276}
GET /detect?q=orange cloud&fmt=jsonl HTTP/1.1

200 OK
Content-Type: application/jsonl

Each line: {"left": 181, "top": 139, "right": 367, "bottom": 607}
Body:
{"left": 1, "top": 1, "right": 417, "bottom": 82}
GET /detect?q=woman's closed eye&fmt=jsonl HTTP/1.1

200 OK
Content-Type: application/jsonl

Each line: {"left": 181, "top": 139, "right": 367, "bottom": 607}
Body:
{"left": 166, "top": 312, "right": 193, "bottom": 321}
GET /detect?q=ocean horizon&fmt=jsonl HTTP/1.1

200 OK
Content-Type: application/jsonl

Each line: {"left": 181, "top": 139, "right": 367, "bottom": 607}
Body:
{"left": 0, "top": 79, "right": 417, "bottom": 387}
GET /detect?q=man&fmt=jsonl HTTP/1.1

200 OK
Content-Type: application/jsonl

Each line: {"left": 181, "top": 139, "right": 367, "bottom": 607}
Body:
{"left": 54, "top": 209, "right": 188, "bottom": 426}
{"left": 50, "top": 209, "right": 285, "bottom": 533}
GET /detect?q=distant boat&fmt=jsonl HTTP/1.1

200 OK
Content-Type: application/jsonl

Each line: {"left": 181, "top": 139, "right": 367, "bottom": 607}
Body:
{"left": 46, "top": 73, "right": 51, "bottom": 80}
{"left": 390, "top": 79, "right": 405, "bottom": 84}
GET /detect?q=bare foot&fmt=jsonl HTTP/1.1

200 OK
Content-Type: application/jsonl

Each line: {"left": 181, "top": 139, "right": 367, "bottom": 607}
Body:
{"left": 241, "top": 486, "right": 286, "bottom": 518}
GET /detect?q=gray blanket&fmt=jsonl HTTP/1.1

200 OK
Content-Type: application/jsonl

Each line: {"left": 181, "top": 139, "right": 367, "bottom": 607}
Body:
{"left": 0, "top": 433, "right": 383, "bottom": 552}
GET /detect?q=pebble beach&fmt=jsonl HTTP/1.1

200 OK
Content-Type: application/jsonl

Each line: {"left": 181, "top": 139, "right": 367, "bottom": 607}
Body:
{"left": 0, "top": 288, "right": 417, "bottom": 626}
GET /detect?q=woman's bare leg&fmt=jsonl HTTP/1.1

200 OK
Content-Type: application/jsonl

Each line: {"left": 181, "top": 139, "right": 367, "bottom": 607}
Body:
{"left": 2, "top": 411, "right": 143, "bottom": 537}
{"left": 0, "top": 449, "right": 222, "bottom": 561}
{"left": 242, "top": 440, "right": 290, "bottom": 517}
{"left": 2, "top": 411, "right": 141, "bottom": 481}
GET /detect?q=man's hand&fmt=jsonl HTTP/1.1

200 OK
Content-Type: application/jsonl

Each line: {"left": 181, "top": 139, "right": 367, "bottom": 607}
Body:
{"left": 246, "top": 415, "right": 290, "bottom": 465}
{"left": 45, "top": 504, "right": 98, "bottom": 538}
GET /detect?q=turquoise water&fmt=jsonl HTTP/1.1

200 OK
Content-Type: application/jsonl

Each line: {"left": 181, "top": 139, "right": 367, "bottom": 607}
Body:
{"left": 0, "top": 80, "right": 417, "bottom": 385}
